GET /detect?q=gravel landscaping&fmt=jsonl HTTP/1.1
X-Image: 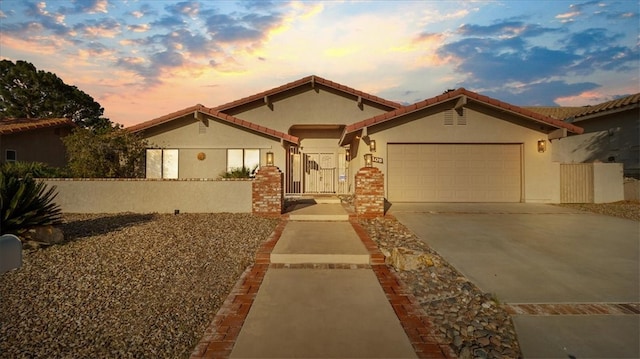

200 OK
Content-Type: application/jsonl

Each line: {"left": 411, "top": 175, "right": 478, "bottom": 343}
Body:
{"left": 360, "top": 217, "right": 523, "bottom": 359}
{"left": 0, "top": 213, "right": 278, "bottom": 359}
{"left": 555, "top": 200, "right": 640, "bottom": 221}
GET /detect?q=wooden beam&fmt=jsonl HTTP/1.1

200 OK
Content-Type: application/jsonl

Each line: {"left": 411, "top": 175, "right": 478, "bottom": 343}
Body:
{"left": 548, "top": 127, "right": 568, "bottom": 140}
{"left": 454, "top": 95, "right": 467, "bottom": 115}
{"left": 194, "top": 111, "right": 203, "bottom": 122}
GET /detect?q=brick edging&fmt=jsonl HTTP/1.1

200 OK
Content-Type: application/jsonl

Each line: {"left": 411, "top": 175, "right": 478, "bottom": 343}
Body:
{"left": 505, "top": 302, "right": 640, "bottom": 315}
{"left": 190, "top": 219, "right": 287, "bottom": 359}
{"left": 349, "top": 216, "right": 457, "bottom": 359}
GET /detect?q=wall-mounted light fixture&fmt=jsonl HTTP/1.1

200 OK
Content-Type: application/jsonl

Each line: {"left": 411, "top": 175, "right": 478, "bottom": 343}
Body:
{"left": 369, "top": 139, "right": 376, "bottom": 152}
{"left": 537, "top": 140, "right": 546, "bottom": 153}
{"left": 266, "top": 151, "right": 274, "bottom": 166}
{"left": 345, "top": 149, "right": 350, "bottom": 161}
{"left": 364, "top": 153, "right": 373, "bottom": 167}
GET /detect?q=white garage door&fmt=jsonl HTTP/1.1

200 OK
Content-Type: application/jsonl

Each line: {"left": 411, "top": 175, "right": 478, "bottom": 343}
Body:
{"left": 388, "top": 144, "right": 522, "bottom": 202}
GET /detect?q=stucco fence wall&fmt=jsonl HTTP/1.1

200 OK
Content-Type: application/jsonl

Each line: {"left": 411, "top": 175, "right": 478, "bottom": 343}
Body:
{"left": 42, "top": 179, "right": 252, "bottom": 213}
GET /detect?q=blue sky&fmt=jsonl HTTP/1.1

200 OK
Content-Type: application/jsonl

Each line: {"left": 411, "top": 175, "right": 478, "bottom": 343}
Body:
{"left": 0, "top": 0, "right": 638, "bottom": 126}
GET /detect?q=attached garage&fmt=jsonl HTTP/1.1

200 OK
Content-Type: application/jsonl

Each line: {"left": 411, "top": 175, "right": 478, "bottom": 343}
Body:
{"left": 388, "top": 144, "right": 522, "bottom": 202}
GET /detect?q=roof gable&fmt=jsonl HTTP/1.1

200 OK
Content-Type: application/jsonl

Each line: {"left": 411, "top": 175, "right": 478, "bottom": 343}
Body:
{"left": 213, "top": 75, "right": 402, "bottom": 113}
{"left": 127, "top": 104, "right": 299, "bottom": 144}
{"left": 0, "top": 118, "right": 76, "bottom": 135}
{"left": 340, "top": 88, "right": 584, "bottom": 144}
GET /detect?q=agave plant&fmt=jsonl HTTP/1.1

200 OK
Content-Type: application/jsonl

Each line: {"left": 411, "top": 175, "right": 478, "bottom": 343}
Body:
{"left": 0, "top": 168, "right": 62, "bottom": 237}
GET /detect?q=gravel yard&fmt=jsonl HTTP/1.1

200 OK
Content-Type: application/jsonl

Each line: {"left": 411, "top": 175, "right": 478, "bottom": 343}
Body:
{"left": 0, "top": 213, "right": 278, "bottom": 359}
{"left": 555, "top": 200, "right": 640, "bottom": 221}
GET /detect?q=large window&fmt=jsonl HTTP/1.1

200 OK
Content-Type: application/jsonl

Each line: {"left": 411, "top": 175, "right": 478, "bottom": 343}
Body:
{"left": 146, "top": 149, "right": 179, "bottom": 179}
{"left": 227, "top": 149, "right": 260, "bottom": 173}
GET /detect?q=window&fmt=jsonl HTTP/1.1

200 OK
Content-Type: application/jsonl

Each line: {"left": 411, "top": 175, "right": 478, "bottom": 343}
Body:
{"left": 5, "top": 149, "right": 17, "bottom": 162}
{"left": 146, "top": 149, "right": 179, "bottom": 179}
{"left": 227, "top": 149, "right": 260, "bottom": 173}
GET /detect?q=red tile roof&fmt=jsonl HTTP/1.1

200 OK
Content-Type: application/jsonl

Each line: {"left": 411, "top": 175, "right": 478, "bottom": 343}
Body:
{"left": 342, "top": 88, "right": 584, "bottom": 140}
{"left": 523, "top": 106, "right": 586, "bottom": 120}
{"left": 570, "top": 93, "right": 640, "bottom": 120}
{"left": 127, "top": 104, "right": 299, "bottom": 144}
{"left": 213, "top": 75, "right": 403, "bottom": 112}
{"left": 0, "top": 118, "right": 75, "bottom": 135}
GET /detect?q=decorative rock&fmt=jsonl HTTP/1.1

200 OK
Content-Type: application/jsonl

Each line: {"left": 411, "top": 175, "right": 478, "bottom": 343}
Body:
{"left": 386, "top": 247, "right": 438, "bottom": 271}
{"left": 24, "top": 226, "right": 65, "bottom": 246}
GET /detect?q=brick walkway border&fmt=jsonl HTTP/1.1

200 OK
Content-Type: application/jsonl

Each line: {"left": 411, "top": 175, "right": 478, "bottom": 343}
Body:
{"left": 191, "top": 215, "right": 457, "bottom": 359}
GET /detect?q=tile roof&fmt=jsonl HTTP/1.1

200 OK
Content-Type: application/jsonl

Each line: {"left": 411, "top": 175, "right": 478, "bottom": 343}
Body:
{"left": 570, "top": 93, "right": 640, "bottom": 120}
{"left": 523, "top": 106, "right": 586, "bottom": 120}
{"left": 0, "top": 118, "right": 75, "bottom": 135}
{"left": 127, "top": 104, "right": 299, "bottom": 144}
{"left": 341, "top": 88, "right": 584, "bottom": 141}
{"left": 213, "top": 75, "right": 403, "bottom": 112}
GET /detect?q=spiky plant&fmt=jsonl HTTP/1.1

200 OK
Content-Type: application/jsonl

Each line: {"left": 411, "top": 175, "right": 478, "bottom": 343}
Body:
{"left": 0, "top": 168, "right": 63, "bottom": 237}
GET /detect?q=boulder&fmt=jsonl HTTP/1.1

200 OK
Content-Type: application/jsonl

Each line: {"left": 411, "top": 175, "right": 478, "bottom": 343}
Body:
{"left": 24, "top": 226, "right": 65, "bottom": 246}
{"left": 387, "top": 247, "right": 439, "bottom": 271}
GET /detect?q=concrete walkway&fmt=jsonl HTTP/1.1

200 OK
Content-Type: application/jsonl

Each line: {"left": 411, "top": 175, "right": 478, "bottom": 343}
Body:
{"left": 191, "top": 197, "right": 450, "bottom": 359}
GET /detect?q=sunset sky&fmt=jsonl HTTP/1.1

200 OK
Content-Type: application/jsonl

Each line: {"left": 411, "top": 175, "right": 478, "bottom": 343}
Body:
{"left": 1, "top": 0, "right": 638, "bottom": 127}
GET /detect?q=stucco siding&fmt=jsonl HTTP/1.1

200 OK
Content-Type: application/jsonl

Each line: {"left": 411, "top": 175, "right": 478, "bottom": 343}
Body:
{"left": 232, "top": 86, "right": 389, "bottom": 132}
{"left": 556, "top": 110, "right": 639, "bottom": 178}
{"left": 43, "top": 179, "right": 252, "bottom": 213}
{"left": 141, "top": 116, "right": 287, "bottom": 178}
{"left": 357, "top": 107, "right": 560, "bottom": 203}
{"left": 1, "top": 127, "right": 70, "bottom": 167}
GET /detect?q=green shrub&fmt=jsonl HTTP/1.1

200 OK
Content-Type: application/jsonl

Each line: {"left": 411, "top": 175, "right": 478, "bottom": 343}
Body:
{"left": 219, "top": 166, "right": 257, "bottom": 179}
{"left": 1, "top": 161, "right": 67, "bottom": 178}
{"left": 0, "top": 167, "right": 63, "bottom": 237}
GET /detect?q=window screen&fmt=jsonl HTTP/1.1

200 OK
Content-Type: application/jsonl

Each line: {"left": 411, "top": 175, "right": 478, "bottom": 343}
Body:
{"left": 227, "top": 149, "right": 260, "bottom": 172}
{"left": 6, "top": 150, "right": 17, "bottom": 162}
{"left": 146, "top": 149, "right": 179, "bottom": 179}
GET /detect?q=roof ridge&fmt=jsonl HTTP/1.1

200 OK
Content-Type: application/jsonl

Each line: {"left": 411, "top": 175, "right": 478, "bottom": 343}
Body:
{"left": 126, "top": 104, "right": 299, "bottom": 144}
{"left": 342, "top": 87, "right": 583, "bottom": 140}
{"left": 212, "top": 75, "right": 402, "bottom": 112}
{"left": 0, "top": 118, "right": 76, "bottom": 134}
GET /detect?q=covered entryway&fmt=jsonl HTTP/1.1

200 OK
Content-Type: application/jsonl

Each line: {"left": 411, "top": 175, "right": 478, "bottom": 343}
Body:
{"left": 286, "top": 146, "right": 349, "bottom": 195}
{"left": 388, "top": 143, "right": 522, "bottom": 202}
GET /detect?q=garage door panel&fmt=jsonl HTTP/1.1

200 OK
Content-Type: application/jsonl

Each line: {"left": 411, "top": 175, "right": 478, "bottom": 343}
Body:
{"left": 388, "top": 144, "right": 521, "bottom": 202}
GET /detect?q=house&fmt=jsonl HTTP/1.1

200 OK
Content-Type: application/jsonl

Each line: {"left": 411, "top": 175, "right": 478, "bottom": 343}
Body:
{"left": 534, "top": 94, "right": 639, "bottom": 179}
{"left": 0, "top": 118, "right": 75, "bottom": 168}
{"left": 129, "top": 75, "right": 585, "bottom": 203}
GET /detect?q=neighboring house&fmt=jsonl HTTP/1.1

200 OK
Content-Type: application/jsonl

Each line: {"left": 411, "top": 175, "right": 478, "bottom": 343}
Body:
{"left": 527, "top": 93, "right": 640, "bottom": 179}
{"left": 129, "top": 75, "right": 584, "bottom": 203}
{"left": 0, "top": 118, "right": 75, "bottom": 168}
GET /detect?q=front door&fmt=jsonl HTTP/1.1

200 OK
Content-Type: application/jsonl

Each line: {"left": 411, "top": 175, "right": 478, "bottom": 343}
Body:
{"left": 304, "top": 153, "right": 336, "bottom": 193}
{"left": 286, "top": 146, "right": 349, "bottom": 195}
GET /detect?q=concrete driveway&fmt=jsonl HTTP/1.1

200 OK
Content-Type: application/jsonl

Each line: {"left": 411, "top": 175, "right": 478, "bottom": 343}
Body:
{"left": 390, "top": 203, "right": 640, "bottom": 359}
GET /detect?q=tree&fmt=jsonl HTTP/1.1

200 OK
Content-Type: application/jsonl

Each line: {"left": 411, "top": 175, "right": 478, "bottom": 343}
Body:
{"left": 63, "top": 126, "right": 148, "bottom": 178}
{"left": 0, "top": 60, "right": 111, "bottom": 130}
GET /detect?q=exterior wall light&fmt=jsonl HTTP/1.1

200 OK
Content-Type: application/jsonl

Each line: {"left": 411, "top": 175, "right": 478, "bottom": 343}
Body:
{"left": 266, "top": 151, "right": 274, "bottom": 166}
{"left": 345, "top": 149, "right": 350, "bottom": 161}
{"left": 369, "top": 140, "right": 376, "bottom": 152}
{"left": 537, "top": 140, "right": 546, "bottom": 153}
{"left": 364, "top": 153, "right": 373, "bottom": 167}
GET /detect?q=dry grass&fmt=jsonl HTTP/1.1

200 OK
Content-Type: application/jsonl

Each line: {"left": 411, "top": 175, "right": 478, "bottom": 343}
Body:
{"left": 555, "top": 201, "right": 640, "bottom": 221}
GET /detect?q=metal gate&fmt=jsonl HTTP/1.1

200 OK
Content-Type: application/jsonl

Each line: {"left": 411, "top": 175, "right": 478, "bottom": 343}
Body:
{"left": 286, "top": 146, "right": 349, "bottom": 195}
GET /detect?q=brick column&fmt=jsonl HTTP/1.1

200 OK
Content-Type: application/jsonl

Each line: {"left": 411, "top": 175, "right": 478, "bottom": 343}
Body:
{"left": 354, "top": 167, "right": 385, "bottom": 217}
{"left": 252, "top": 166, "right": 283, "bottom": 217}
